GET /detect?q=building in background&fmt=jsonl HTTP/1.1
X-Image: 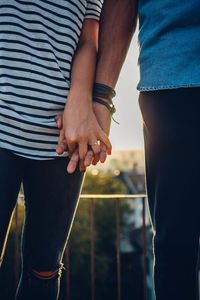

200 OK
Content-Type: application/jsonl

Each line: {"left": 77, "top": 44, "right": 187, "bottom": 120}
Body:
{"left": 88, "top": 149, "right": 145, "bottom": 175}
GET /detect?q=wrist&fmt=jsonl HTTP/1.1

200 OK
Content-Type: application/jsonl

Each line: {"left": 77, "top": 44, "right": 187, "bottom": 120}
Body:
{"left": 67, "top": 91, "right": 93, "bottom": 108}
{"left": 93, "top": 96, "right": 111, "bottom": 104}
{"left": 92, "top": 100, "right": 111, "bottom": 115}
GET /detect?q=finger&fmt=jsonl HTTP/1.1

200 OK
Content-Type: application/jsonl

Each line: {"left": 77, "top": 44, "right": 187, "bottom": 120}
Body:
{"left": 78, "top": 139, "right": 88, "bottom": 160}
{"left": 57, "top": 118, "right": 62, "bottom": 129}
{"left": 92, "top": 152, "right": 100, "bottom": 165}
{"left": 79, "top": 144, "right": 88, "bottom": 172}
{"left": 56, "top": 130, "right": 68, "bottom": 154}
{"left": 56, "top": 139, "right": 68, "bottom": 155}
{"left": 88, "top": 141, "right": 100, "bottom": 165}
{"left": 99, "top": 142, "right": 107, "bottom": 163}
{"left": 54, "top": 114, "right": 60, "bottom": 122}
{"left": 67, "top": 140, "right": 77, "bottom": 157}
{"left": 91, "top": 152, "right": 100, "bottom": 165}
{"left": 89, "top": 139, "right": 100, "bottom": 163}
{"left": 79, "top": 159, "right": 86, "bottom": 173}
{"left": 67, "top": 148, "right": 79, "bottom": 174}
{"left": 97, "top": 129, "right": 112, "bottom": 155}
{"left": 84, "top": 149, "right": 94, "bottom": 167}
{"left": 54, "top": 114, "right": 63, "bottom": 129}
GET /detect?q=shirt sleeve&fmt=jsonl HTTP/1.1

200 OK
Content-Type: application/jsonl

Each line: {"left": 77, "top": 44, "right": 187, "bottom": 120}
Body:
{"left": 85, "top": 0, "right": 104, "bottom": 21}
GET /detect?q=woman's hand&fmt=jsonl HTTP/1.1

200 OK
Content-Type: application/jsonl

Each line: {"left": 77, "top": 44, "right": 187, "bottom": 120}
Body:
{"left": 55, "top": 93, "right": 112, "bottom": 172}
{"left": 54, "top": 113, "right": 95, "bottom": 173}
{"left": 55, "top": 98, "right": 112, "bottom": 173}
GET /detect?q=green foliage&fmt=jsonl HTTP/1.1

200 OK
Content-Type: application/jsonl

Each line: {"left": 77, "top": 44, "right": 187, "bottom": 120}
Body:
{"left": 81, "top": 171, "right": 126, "bottom": 195}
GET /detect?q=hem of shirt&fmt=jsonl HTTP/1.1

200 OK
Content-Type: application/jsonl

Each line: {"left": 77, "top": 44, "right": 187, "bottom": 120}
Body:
{"left": 137, "top": 83, "right": 200, "bottom": 91}
{"left": 84, "top": 16, "right": 100, "bottom": 21}
{"left": 0, "top": 144, "right": 69, "bottom": 161}
{"left": 13, "top": 151, "right": 69, "bottom": 161}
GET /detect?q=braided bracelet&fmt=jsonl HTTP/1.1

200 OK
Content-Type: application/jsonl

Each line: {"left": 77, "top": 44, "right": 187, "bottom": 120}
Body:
{"left": 93, "top": 97, "right": 119, "bottom": 124}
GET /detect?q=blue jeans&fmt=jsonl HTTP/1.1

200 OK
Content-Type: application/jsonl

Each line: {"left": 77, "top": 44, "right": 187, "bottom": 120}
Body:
{"left": 0, "top": 148, "right": 84, "bottom": 299}
{"left": 139, "top": 88, "right": 200, "bottom": 300}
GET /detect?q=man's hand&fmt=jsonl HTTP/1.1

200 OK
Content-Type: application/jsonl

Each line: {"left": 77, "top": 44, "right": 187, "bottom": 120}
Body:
{"left": 91, "top": 99, "right": 112, "bottom": 164}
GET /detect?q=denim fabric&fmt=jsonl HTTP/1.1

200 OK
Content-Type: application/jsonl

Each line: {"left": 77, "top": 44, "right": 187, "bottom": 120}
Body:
{"left": 139, "top": 88, "right": 200, "bottom": 300}
{"left": 137, "top": 0, "right": 200, "bottom": 91}
{"left": 0, "top": 149, "right": 85, "bottom": 300}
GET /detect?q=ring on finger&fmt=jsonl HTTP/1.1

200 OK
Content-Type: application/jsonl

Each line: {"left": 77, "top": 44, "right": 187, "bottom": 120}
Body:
{"left": 89, "top": 141, "right": 99, "bottom": 146}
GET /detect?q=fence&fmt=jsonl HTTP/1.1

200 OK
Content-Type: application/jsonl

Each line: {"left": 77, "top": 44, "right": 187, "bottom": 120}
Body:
{"left": 14, "top": 194, "right": 148, "bottom": 300}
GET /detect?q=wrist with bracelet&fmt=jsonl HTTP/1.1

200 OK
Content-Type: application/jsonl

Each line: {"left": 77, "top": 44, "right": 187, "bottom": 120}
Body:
{"left": 92, "top": 83, "right": 119, "bottom": 124}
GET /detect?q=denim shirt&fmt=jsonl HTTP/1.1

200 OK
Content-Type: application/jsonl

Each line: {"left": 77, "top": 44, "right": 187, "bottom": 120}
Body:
{"left": 137, "top": 0, "right": 200, "bottom": 91}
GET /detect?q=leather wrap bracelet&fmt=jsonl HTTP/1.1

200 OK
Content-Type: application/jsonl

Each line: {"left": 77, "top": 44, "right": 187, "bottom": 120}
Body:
{"left": 92, "top": 83, "right": 119, "bottom": 124}
{"left": 93, "top": 97, "right": 116, "bottom": 115}
{"left": 93, "top": 83, "right": 116, "bottom": 101}
{"left": 93, "top": 97, "right": 119, "bottom": 124}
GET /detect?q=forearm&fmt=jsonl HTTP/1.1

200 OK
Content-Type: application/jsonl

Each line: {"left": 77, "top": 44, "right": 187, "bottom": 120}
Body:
{"left": 96, "top": 0, "right": 139, "bottom": 88}
{"left": 69, "top": 37, "right": 97, "bottom": 103}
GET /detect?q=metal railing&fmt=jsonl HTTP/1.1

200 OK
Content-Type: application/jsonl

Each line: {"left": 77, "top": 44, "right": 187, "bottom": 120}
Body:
{"left": 14, "top": 194, "right": 148, "bottom": 300}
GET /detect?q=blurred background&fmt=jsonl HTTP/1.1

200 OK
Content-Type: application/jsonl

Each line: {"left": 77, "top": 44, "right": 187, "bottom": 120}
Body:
{"left": 109, "top": 28, "right": 143, "bottom": 151}
{"left": 0, "top": 32, "right": 156, "bottom": 300}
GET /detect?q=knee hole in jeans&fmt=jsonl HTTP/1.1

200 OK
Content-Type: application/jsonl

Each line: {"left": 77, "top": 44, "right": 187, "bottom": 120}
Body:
{"left": 32, "top": 263, "right": 65, "bottom": 280}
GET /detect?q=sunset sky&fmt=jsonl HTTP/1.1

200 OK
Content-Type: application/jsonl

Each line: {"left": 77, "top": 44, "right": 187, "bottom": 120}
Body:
{"left": 109, "top": 30, "right": 144, "bottom": 150}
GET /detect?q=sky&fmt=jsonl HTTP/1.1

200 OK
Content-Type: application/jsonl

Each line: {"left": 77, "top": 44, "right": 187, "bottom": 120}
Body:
{"left": 109, "top": 30, "right": 144, "bottom": 150}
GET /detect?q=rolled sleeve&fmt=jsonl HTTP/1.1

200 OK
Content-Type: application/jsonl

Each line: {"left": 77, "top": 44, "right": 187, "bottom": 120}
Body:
{"left": 85, "top": 0, "right": 104, "bottom": 21}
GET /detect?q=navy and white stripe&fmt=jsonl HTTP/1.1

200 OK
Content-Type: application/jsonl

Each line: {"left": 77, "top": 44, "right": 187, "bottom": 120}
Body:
{"left": 0, "top": 0, "right": 103, "bottom": 159}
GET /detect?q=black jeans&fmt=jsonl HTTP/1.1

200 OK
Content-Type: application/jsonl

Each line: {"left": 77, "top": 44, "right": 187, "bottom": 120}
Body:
{"left": 139, "top": 88, "right": 200, "bottom": 300}
{"left": 0, "top": 148, "right": 84, "bottom": 300}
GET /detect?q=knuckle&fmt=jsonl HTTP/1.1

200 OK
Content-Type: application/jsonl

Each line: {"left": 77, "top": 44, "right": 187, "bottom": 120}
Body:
{"left": 79, "top": 135, "right": 87, "bottom": 142}
{"left": 70, "top": 159, "right": 77, "bottom": 165}
{"left": 67, "top": 137, "right": 75, "bottom": 144}
{"left": 87, "top": 152, "right": 94, "bottom": 158}
{"left": 93, "top": 148, "right": 100, "bottom": 155}
{"left": 61, "top": 139, "right": 67, "bottom": 145}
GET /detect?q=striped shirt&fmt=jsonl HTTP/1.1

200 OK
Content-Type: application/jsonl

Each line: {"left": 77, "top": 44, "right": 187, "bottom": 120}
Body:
{"left": 0, "top": 0, "right": 103, "bottom": 159}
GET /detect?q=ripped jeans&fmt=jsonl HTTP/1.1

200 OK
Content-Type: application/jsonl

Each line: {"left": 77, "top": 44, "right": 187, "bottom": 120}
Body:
{"left": 0, "top": 148, "right": 85, "bottom": 299}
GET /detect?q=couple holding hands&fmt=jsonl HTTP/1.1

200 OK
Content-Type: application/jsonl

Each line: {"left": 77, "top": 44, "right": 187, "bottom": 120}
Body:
{"left": 0, "top": 1, "right": 128, "bottom": 299}
{"left": 1, "top": 0, "right": 198, "bottom": 299}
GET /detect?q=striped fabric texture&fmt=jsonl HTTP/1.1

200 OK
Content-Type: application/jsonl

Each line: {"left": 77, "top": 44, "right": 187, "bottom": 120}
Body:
{"left": 0, "top": 0, "right": 103, "bottom": 159}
